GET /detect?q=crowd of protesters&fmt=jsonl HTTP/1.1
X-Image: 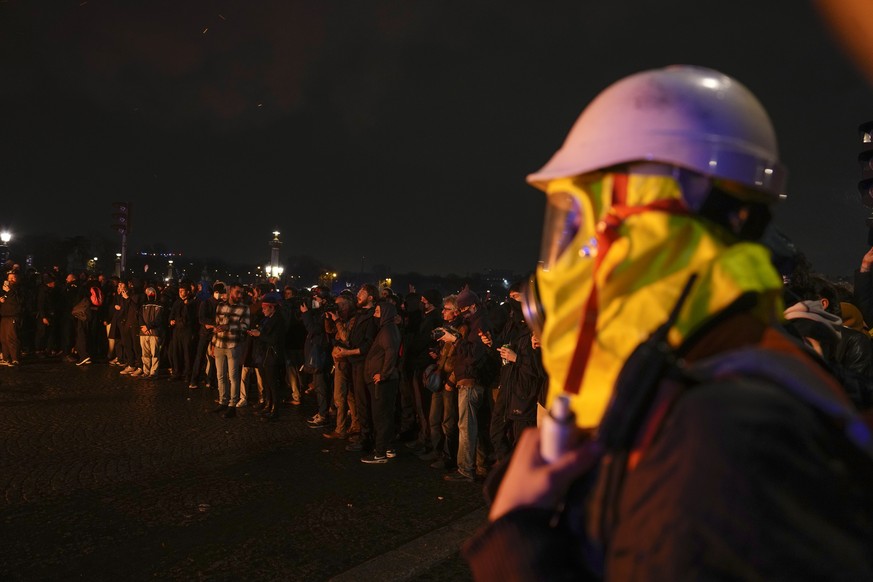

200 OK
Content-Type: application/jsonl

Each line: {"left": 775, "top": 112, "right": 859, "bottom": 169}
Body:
{"left": 0, "top": 259, "right": 545, "bottom": 480}
{"left": 3, "top": 242, "right": 873, "bottom": 479}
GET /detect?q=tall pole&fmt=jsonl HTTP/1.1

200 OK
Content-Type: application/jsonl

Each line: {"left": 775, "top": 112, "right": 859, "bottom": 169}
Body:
{"left": 112, "top": 202, "right": 131, "bottom": 277}
{"left": 0, "top": 231, "right": 10, "bottom": 265}
{"left": 269, "top": 230, "right": 282, "bottom": 279}
{"left": 121, "top": 232, "right": 128, "bottom": 275}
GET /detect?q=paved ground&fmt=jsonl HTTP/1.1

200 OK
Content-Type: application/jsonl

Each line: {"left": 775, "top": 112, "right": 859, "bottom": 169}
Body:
{"left": 0, "top": 358, "right": 485, "bottom": 581}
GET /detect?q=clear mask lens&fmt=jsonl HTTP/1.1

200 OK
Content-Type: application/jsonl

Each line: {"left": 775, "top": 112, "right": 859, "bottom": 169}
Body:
{"left": 519, "top": 273, "right": 545, "bottom": 338}
{"left": 539, "top": 191, "right": 583, "bottom": 271}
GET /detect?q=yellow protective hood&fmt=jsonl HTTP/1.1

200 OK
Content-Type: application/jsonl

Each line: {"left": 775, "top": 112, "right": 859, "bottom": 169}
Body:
{"left": 537, "top": 173, "right": 784, "bottom": 428}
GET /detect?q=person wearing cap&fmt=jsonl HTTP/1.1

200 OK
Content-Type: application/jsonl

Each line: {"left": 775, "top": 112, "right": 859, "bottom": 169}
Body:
{"left": 441, "top": 288, "right": 495, "bottom": 482}
{"left": 463, "top": 66, "right": 873, "bottom": 579}
{"left": 247, "top": 291, "right": 286, "bottom": 420}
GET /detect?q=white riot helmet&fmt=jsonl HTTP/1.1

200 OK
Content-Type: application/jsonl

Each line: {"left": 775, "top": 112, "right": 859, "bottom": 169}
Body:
{"left": 527, "top": 65, "right": 786, "bottom": 202}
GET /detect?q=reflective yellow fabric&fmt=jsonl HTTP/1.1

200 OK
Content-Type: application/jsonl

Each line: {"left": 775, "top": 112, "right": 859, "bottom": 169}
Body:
{"left": 537, "top": 173, "right": 783, "bottom": 428}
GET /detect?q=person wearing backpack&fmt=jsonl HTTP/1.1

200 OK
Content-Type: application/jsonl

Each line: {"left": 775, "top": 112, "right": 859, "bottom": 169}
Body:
{"left": 70, "top": 281, "right": 103, "bottom": 366}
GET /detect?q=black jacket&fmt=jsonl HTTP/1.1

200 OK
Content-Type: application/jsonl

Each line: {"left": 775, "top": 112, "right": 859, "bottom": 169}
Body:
{"left": 347, "top": 305, "right": 378, "bottom": 365}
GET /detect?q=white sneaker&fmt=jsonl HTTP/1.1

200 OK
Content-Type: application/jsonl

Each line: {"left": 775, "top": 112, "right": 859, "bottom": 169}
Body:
{"left": 235, "top": 399, "right": 248, "bottom": 408}
{"left": 120, "top": 366, "right": 135, "bottom": 375}
{"left": 130, "top": 369, "right": 143, "bottom": 377}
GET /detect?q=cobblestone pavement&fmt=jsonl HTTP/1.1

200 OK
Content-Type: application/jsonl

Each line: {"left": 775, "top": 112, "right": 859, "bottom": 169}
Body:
{"left": 0, "top": 358, "right": 485, "bottom": 581}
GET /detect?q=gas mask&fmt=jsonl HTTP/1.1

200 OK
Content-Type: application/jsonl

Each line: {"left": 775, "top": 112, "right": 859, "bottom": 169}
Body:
{"left": 522, "top": 170, "right": 784, "bottom": 428}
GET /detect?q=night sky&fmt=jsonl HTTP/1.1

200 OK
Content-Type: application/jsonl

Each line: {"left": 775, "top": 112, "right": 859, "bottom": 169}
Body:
{"left": 2, "top": 1, "right": 872, "bottom": 278}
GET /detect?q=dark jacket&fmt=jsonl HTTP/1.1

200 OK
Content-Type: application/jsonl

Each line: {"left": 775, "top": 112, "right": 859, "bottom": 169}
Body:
{"left": 0, "top": 282, "right": 23, "bottom": 318}
{"left": 251, "top": 309, "right": 287, "bottom": 367}
{"left": 121, "top": 290, "right": 143, "bottom": 331}
{"left": 170, "top": 296, "right": 198, "bottom": 337}
{"left": 36, "top": 283, "right": 59, "bottom": 322}
{"left": 451, "top": 306, "right": 493, "bottom": 386}
{"left": 347, "top": 305, "right": 378, "bottom": 365}
{"left": 505, "top": 332, "right": 547, "bottom": 421}
{"left": 302, "top": 307, "right": 330, "bottom": 372}
{"left": 464, "top": 315, "right": 873, "bottom": 581}
{"left": 364, "top": 302, "right": 401, "bottom": 382}
{"left": 197, "top": 296, "right": 219, "bottom": 336}
{"left": 138, "top": 298, "right": 167, "bottom": 338}
{"left": 406, "top": 307, "right": 443, "bottom": 371}
{"left": 836, "top": 326, "right": 873, "bottom": 380}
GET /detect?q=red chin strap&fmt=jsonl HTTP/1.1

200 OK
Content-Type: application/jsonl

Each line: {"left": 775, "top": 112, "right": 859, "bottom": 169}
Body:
{"left": 561, "top": 175, "right": 690, "bottom": 395}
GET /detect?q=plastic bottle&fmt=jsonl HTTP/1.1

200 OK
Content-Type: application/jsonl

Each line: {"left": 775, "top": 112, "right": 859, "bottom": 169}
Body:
{"left": 540, "top": 393, "right": 575, "bottom": 463}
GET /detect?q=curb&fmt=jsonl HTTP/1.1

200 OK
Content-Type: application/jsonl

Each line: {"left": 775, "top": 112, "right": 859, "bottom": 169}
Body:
{"left": 327, "top": 507, "right": 487, "bottom": 582}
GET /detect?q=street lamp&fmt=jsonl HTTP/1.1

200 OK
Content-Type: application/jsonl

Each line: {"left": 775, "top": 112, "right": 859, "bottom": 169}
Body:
{"left": 0, "top": 231, "right": 10, "bottom": 265}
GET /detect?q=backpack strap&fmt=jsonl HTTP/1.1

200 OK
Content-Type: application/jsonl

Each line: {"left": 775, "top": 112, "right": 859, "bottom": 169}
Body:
{"left": 685, "top": 328, "right": 873, "bottom": 458}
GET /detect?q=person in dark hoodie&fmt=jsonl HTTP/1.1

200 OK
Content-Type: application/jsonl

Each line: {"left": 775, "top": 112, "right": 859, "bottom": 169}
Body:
{"left": 361, "top": 300, "right": 402, "bottom": 463}
{"left": 118, "top": 278, "right": 144, "bottom": 375}
{"left": 485, "top": 282, "right": 529, "bottom": 464}
{"left": 301, "top": 286, "right": 333, "bottom": 428}
{"left": 335, "top": 284, "right": 379, "bottom": 454}
{"left": 72, "top": 281, "right": 104, "bottom": 366}
{"left": 188, "top": 281, "right": 221, "bottom": 390}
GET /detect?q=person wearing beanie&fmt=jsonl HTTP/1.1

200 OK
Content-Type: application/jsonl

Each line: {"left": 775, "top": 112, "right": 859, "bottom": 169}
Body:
{"left": 455, "top": 289, "right": 479, "bottom": 313}
{"left": 442, "top": 287, "right": 496, "bottom": 483}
